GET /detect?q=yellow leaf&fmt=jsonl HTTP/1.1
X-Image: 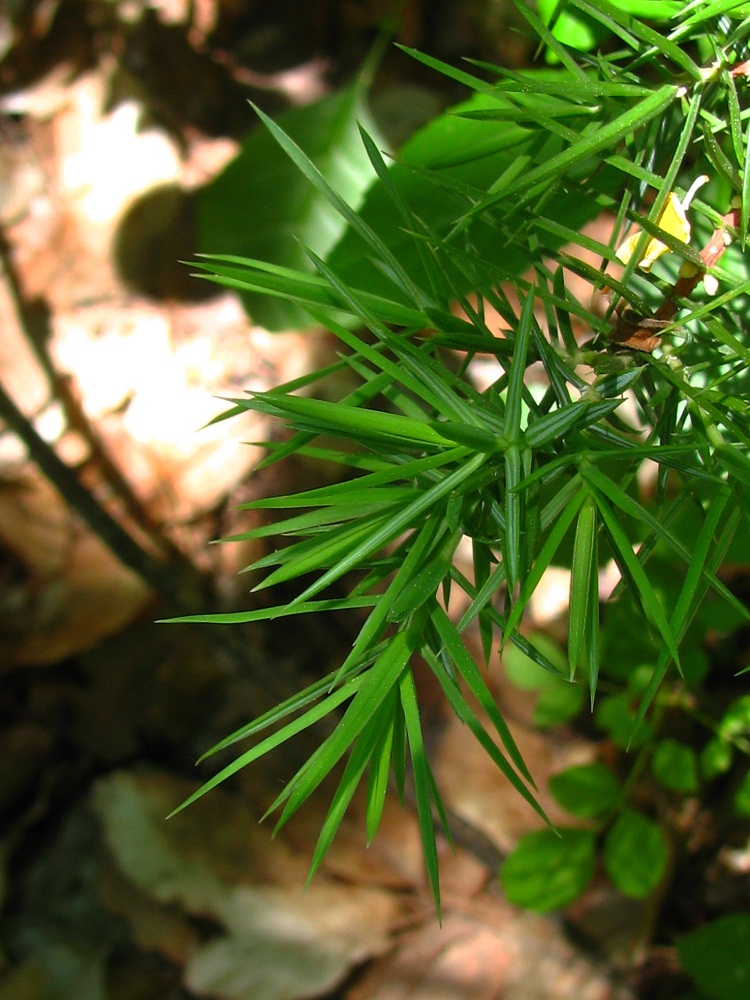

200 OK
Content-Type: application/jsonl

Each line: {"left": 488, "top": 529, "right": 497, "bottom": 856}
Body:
{"left": 616, "top": 175, "right": 708, "bottom": 272}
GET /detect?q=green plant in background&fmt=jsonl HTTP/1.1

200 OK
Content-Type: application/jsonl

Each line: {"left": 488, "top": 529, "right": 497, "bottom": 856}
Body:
{"left": 166, "top": 0, "right": 750, "bottom": 921}
{"left": 677, "top": 913, "right": 750, "bottom": 1000}
{"left": 501, "top": 548, "right": 750, "bottom": 914}
{"left": 196, "top": 81, "right": 386, "bottom": 330}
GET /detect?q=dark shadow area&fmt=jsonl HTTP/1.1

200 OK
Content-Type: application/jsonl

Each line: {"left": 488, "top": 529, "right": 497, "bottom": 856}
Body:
{"left": 113, "top": 185, "right": 213, "bottom": 302}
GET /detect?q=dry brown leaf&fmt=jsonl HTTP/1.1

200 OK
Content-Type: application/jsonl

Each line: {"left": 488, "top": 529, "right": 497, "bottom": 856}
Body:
{"left": 350, "top": 903, "right": 634, "bottom": 1000}
{"left": 0, "top": 472, "right": 151, "bottom": 667}
{"left": 98, "top": 857, "right": 200, "bottom": 966}
{"left": 93, "top": 770, "right": 404, "bottom": 1000}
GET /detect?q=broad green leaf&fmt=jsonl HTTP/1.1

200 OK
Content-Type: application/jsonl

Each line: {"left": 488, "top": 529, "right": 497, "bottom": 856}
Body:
{"left": 504, "top": 632, "right": 569, "bottom": 690}
{"left": 718, "top": 694, "right": 750, "bottom": 740}
{"left": 501, "top": 827, "right": 596, "bottom": 911}
{"left": 328, "top": 85, "right": 621, "bottom": 301}
{"left": 328, "top": 89, "right": 531, "bottom": 301}
{"left": 550, "top": 762, "right": 620, "bottom": 819}
{"left": 595, "top": 694, "right": 652, "bottom": 749}
{"left": 651, "top": 739, "right": 699, "bottom": 794}
{"left": 541, "top": 0, "right": 683, "bottom": 35}
{"left": 511, "top": 0, "right": 591, "bottom": 73}
{"left": 196, "top": 86, "right": 384, "bottom": 329}
{"left": 538, "top": 0, "right": 609, "bottom": 52}
{"left": 603, "top": 809, "right": 668, "bottom": 898}
{"left": 600, "top": 0, "right": 682, "bottom": 14}
{"left": 700, "top": 737, "right": 733, "bottom": 780}
{"left": 573, "top": 0, "right": 701, "bottom": 77}
{"left": 677, "top": 915, "right": 750, "bottom": 1000}
{"left": 533, "top": 681, "right": 586, "bottom": 727}
{"left": 457, "top": 83, "right": 677, "bottom": 225}
{"left": 357, "top": 122, "right": 451, "bottom": 308}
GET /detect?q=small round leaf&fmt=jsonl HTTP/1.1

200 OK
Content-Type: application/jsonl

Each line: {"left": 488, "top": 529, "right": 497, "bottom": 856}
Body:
{"left": 500, "top": 827, "right": 596, "bottom": 912}
{"left": 604, "top": 810, "right": 668, "bottom": 898}
{"left": 677, "top": 914, "right": 750, "bottom": 1000}
{"left": 595, "top": 694, "right": 652, "bottom": 749}
{"left": 700, "top": 737, "right": 733, "bottom": 781}
{"left": 534, "top": 681, "right": 585, "bottom": 728}
{"left": 719, "top": 695, "right": 750, "bottom": 740}
{"left": 538, "top": 0, "right": 607, "bottom": 51}
{"left": 549, "top": 763, "right": 620, "bottom": 820}
{"left": 504, "top": 634, "right": 567, "bottom": 691}
{"left": 652, "top": 738, "right": 699, "bottom": 794}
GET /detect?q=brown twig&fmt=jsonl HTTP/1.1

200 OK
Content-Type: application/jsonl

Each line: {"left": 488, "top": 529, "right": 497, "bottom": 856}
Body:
{"left": 610, "top": 206, "right": 740, "bottom": 352}
{"left": 0, "top": 377, "right": 188, "bottom": 604}
{"left": 0, "top": 227, "right": 185, "bottom": 564}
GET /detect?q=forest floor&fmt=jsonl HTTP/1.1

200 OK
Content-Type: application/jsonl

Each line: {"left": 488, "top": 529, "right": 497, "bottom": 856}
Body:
{"left": 0, "top": 3, "right": 740, "bottom": 999}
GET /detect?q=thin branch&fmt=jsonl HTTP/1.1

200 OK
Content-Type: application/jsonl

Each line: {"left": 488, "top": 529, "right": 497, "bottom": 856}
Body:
{"left": 611, "top": 206, "right": 740, "bottom": 352}
{"left": 0, "top": 227, "right": 184, "bottom": 563}
{"left": 0, "top": 378, "right": 192, "bottom": 607}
